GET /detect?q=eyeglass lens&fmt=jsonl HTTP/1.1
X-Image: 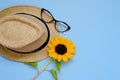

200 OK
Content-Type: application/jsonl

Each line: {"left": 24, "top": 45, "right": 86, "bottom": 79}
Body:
{"left": 41, "top": 9, "right": 54, "bottom": 23}
{"left": 56, "top": 21, "right": 71, "bottom": 32}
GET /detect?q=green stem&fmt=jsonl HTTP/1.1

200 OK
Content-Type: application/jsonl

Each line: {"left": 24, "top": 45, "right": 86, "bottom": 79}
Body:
{"left": 32, "top": 58, "right": 53, "bottom": 80}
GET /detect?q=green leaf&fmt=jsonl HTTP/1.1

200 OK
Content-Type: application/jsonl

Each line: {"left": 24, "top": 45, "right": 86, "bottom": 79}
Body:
{"left": 55, "top": 60, "right": 61, "bottom": 71}
{"left": 49, "top": 69, "right": 58, "bottom": 80}
{"left": 24, "top": 62, "right": 38, "bottom": 68}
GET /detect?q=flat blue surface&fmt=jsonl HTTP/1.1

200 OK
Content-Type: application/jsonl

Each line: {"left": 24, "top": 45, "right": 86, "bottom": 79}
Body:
{"left": 0, "top": 0, "right": 120, "bottom": 80}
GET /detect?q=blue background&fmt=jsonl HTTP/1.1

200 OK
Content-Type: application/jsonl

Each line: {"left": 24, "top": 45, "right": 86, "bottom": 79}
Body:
{"left": 0, "top": 0, "right": 120, "bottom": 80}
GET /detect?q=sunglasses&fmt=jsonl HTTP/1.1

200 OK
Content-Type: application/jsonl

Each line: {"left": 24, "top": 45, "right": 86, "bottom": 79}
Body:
{"left": 41, "top": 8, "right": 71, "bottom": 33}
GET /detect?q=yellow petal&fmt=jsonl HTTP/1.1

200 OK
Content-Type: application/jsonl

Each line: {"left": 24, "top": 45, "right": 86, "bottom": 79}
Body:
{"left": 62, "top": 55, "right": 68, "bottom": 62}
{"left": 57, "top": 55, "right": 62, "bottom": 62}
{"left": 68, "top": 54, "right": 74, "bottom": 58}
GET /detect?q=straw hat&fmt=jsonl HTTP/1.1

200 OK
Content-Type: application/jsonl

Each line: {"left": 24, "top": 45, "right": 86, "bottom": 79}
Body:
{"left": 0, "top": 5, "right": 59, "bottom": 62}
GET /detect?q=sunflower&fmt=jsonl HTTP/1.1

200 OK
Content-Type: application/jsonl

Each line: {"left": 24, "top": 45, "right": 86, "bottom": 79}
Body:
{"left": 47, "top": 36, "right": 75, "bottom": 62}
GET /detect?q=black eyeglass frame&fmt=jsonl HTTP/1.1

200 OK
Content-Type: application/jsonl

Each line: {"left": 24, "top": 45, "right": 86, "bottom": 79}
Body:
{"left": 41, "top": 8, "right": 71, "bottom": 33}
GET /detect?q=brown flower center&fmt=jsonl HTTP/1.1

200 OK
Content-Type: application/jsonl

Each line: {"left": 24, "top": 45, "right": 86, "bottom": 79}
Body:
{"left": 55, "top": 44, "right": 67, "bottom": 55}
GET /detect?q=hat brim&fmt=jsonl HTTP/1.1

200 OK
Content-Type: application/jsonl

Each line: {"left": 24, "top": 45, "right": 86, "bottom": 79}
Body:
{"left": 0, "top": 5, "right": 59, "bottom": 62}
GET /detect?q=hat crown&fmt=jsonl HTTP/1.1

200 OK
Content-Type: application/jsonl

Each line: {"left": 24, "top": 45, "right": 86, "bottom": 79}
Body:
{"left": 1, "top": 20, "right": 38, "bottom": 42}
{"left": 0, "top": 15, "right": 44, "bottom": 49}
